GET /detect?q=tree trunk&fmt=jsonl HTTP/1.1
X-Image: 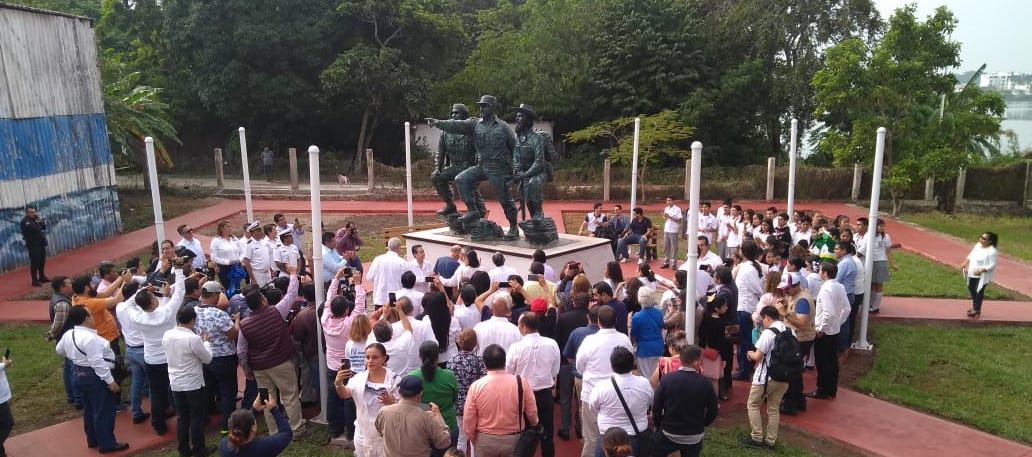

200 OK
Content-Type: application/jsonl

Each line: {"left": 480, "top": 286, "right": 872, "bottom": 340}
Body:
{"left": 354, "top": 107, "right": 371, "bottom": 172}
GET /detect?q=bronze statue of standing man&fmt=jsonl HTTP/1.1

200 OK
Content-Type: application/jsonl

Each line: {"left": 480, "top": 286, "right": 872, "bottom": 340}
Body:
{"left": 428, "top": 95, "right": 520, "bottom": 240}
{"left": 432, "top": 103, "right": 485, "bottom": 216}
{"left": 512, "top": 104, "right": 548, "bottom": 221}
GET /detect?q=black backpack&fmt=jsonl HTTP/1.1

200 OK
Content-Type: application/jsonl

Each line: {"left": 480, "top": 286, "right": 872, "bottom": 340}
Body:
{"left": 765, "top": 327, "right": 803, "bottom": 383}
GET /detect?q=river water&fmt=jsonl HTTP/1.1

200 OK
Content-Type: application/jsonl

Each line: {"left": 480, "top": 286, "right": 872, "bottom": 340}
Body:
{"left": 1002, "top": 100, "right": 1032, "bottom": 153}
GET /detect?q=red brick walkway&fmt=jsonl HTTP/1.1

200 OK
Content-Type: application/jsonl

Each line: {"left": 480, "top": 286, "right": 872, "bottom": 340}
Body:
{"left": 3, "top": 198, "right": 1031, "bottom": 457}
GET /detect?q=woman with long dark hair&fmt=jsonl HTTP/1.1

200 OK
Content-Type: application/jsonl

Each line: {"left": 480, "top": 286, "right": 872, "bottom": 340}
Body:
{"left": 732, "top": 240, "right": 764, "bottom": 380}
{"left": 210, "top": 220, "right": 245, "bottom": 294}
{"left": 961, "top": 231, "right": 999, "bottom": 318}
{"left": 422, "top": 291, "right": 461, "bottom": 364}
{"left": 603, "top": 261, "right": 625, "bottom": 300}
{"left": 409, "top": 341, "right": 459, "bottom": 453}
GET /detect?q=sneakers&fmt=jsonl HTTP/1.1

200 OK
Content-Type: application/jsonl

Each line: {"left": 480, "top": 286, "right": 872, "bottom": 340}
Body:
{"left": 740, "top": 437, "right": 767, "bottom": 449}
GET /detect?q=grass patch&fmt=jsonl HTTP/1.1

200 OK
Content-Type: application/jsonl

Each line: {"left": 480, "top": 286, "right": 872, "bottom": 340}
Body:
{"left": 1, "top": 323, "right": 81, "bottom": 435}
{"left": 887, "top": 251, "right": 1025, "bottom": 300}
{"left": 900, "top": 212, "right": 1032, "bottom": 263}
{"left": 119, "top": 187, "right": 223, "bottom": 233}
{"left": 855, "top": 322, "right": 1032, "bottom": 444}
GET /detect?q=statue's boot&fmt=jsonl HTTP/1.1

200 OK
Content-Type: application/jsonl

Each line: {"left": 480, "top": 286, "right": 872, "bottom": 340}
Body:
{"left": 436, "top": 202, "right": 458, "bottom": 216}
{"left": 456, "top": 210, "right": 481, "bottom": 224}
{"left": 504, "top": 218, "right": 520, "bottom": 240}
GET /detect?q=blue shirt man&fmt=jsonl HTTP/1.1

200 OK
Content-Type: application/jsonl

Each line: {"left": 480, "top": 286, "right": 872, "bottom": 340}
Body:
{"left": 834, "top": 241, "right": 858, "bottom": 301}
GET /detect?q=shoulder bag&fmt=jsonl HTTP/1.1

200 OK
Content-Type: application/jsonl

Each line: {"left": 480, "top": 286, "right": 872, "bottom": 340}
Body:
{"left": 612, "top": 376, "right": 653, "bottom": 457}
{"left": 72, "top": 330, "right": 129, "bottom": 384}
{"left": 512, "top": 375, "right": 544, "bottom": 457}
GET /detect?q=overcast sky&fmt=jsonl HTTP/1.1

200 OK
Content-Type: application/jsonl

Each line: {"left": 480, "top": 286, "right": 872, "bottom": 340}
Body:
{"left": 873, "top": 0, "right": 1031, "bottom": 73}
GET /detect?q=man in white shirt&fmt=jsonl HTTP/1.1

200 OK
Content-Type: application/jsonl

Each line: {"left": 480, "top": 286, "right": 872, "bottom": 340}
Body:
{"left": 742, "top": 306, "right": 790, "bottom": 449}
{"left": 810, "top": 261, "right": 851, "bottom": 400}
{"left": 408, "top": 244, "right": 435, "bottom": 293}
{"left": 473, "top": 295, "right": 522, "bottom": 356}
{"left": 273, "top": 228, "right": 300, "bottom": 278}
{"left": 393, "top": 272, "right": 426, "bottom": 317}
{"left": 488, "top": 252, "right": 519, "bottom": 284}
{"left": 242, "top": 221, "right": 272, "bottom": 287}
{"left": 162, "top": 306, "right": 213, "bottom": 457}
{"left": 694, "top": 201, "right": 719, "bottom": 246}
{"left": 578, "top": 202, "right": 607, "bottom": 237}
{"left": 724, "top": 205, "right": 745, "bottom": 259}
{"left": 661, "top": 196, "right": 683, "bottom": 269}
{"left": 505, "top": 312, "right": 561, "bottom": 457}
{"left": 391, "top": 296, "right": 435, "bottom": 350}
{"left": 681, "top": 236, "right": 724, "bottom": 273}
{"left": 175, "top": 225, "right": 207, "bottom": 271}
{"left": 792, "top": 217, "right": 813, "bottom": 247}
{"left": 128, "top": 269, "right": 187, "bottom": 436}
{"left": 575, "top": 305, "right": 633, "bottom": 457}
{"left": 114, "top": 282, "right": 150, "bottom": 424}
{"left": 587, "top": 346, "right": 652, "bottom": 453}
{"left": 367, "top": 238, "right": 411, "bottom": 308}
{"left": 714, "top": 199, "right": 733, "bottom": 258}
{"left": 369, "top": 311, "right": 415, "bottom": 374}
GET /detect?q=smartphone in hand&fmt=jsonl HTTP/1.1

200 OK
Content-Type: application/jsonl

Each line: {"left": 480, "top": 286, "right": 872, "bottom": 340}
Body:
{"left": 388, "top": 292, "right": 397, "bottom": 306}
{"left": 340, "top": 358, "right": 351, "bottom": 371}
{"left": 258, "top": 387, "right": 270, "bottom": 403}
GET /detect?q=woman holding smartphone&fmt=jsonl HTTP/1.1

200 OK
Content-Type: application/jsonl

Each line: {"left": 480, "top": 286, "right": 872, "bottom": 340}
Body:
{"left": 334, "top": 342, "right": 402, "bottom": 457}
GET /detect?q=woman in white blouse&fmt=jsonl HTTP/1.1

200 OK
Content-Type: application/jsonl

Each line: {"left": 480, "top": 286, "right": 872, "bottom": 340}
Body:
{"left": 333, "top": 343, "right": 401, "bottom": 457}
{"left": 732, "top": 240, "right": 764, "bottom": 380}
{"left": 960, "top": 231, "right": 999, "bottom": 318}
{"left": 209, "top": 220, "right": 243, "bottom": 290}
{"left": 440, "top": 249, "right": 485, "bottom": 289}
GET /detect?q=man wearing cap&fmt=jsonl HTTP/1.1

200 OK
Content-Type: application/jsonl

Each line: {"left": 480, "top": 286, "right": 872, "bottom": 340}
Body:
{"left": 242, "top": 221, "right": 273, "bottom": 286}
{"left": 512, "top": 103, "right": 548, "bottom": 221}
{"left": 432, "top": 103, "right": 486, "bottom": 217}
{"left": 506, "top": 312, "right": 561, "bottom": 457}
{"left": 176, "top": 224, "right": 207, "bottom": 271}
{"left": 428, "top": 94, "right": 520, "bottom": 239}
{"left": 775, "top": 272, "right": 814, "bottom": 416}
{"left": 809, "top": 261, "right": 850, "bottom": 400}
{"left": 375, "top": 375, "right": 452, "bottom": 457}
{"left": 273, "top": 228, "right": 300, "bottom": 278}
{"left": 21, "top": 205, "right": 48, "bottom": 286}
{"left": 194, "top": 281, "right": 240, "bottom": 434}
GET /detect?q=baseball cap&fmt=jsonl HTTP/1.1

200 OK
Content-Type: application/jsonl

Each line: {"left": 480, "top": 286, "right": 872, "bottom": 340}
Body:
{"left": 777, "top": 272, "right": 800, "bottom": 290}
{"left": 397, "top": 375, "right": 423, "bottom": 397}
{"left": 201, "top": 281, "right": 223, "bottom": 294}
{"left": 530, "top": 297, "right": 548, "bottom": 313}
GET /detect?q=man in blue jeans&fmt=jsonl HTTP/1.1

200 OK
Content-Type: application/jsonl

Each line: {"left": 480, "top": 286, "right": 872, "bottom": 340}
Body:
{"left": 616, "top": 208, "right": 653, "bottom": 263}
{"left": 115, "top": 281, "right": 151, "bottom": 424}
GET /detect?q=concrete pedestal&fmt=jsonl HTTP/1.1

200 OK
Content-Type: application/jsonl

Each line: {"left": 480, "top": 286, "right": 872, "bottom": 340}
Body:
{"left": 403, "top": 227, "right": 615, "bottom": 283}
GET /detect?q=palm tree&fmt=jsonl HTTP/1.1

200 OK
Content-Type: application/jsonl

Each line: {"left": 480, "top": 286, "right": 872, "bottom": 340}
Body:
{"left": 102, "top": 57, "right": 180, "bottom": 170}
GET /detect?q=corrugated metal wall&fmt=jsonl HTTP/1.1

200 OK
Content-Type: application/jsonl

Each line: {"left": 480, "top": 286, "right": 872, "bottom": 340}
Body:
{"left": 0, "top": 5, "right": 121, "bottom": 273}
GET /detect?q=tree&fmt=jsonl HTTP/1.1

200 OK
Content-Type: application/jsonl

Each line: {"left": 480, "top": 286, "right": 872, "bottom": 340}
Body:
{"left": 322, "top": 0, "right": 463, "bottom": 170}
{"left": 811, "top": 5, "right": 1002, "bottom": 214}
{"left": 566, "top": 110, "right": 693, "bottom": 202}
{"left": 101, "top": 57, "right": 180, "bottom": 171}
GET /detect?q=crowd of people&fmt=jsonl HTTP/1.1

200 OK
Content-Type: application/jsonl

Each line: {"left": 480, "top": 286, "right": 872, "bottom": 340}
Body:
{"left": 23, "top": 199, "right": 1003, "bottom": 457}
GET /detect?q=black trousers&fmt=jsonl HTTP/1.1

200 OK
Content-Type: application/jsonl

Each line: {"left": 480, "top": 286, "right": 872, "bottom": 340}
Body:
{"left": 814, "top": 334, "right": 839, "bottom": 396}
{"left": 534, "top": 388, "right": 555, "bottom": 457}
{"left": 27, "top": 242, "right": 46, "bottom": 282}
{"left": 0, "top": 400, "right": 13, "bottom": 457}
{"left": 557, "top": 364, "right": 579, "bottom": 435}
{"left": 783, "top": 340, "right": 814, "bottom": 410}
{"left": 174, "top": 388, "right": 208, "bottom": 457}
{"left": 145, "top": 363, "right": 171, "bottom": 433}
{"left": 968, "top": 278, "right": 986, "bottom": 311}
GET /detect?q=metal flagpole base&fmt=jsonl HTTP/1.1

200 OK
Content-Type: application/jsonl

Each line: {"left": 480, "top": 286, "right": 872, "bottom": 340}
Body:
{"left": 851, "top": 340, "right": 874, "bottom": 351}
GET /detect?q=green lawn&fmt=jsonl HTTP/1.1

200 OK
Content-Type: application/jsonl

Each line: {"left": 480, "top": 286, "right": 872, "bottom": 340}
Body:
{"left": 900, "top": 212, "right": 1032, "bottom": 263}
{"left": 1, "top": 323, "right": 81, "bottom": 434}
{"left": 887, "top": 250, "right": 1026, "bottom": 300}
{"left": 855, "top": 322, "right": 1032, "bottom": 444}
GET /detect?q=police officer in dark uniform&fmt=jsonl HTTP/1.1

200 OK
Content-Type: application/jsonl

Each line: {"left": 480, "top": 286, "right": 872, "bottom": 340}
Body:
{"left": 21, "top": 205, "right": 49, "bottom": 286}
{"left": 431, "top": 103, "right": 486, "bottom": 217}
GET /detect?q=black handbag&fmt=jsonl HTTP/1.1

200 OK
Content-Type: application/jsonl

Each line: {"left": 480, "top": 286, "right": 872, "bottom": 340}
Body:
{"left": 512, "top": 375, "right": 544, "bottom": 457}
{"left": 612, "top": 377, "right": 654, "bottom": 457}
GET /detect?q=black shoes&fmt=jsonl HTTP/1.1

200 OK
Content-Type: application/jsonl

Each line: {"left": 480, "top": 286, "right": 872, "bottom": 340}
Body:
{"left": 39, "top": 276, "right": 51, "bottom": 282}
{"left": 99, "top": 443, "right": 129, "bottom": 453}
{"left": 557, "top": 430, "right": 571, "bottom": 440}
{"left": 740, "top": 437, "right": 770, "bottom": 449}
{"left": 132, "top": 412, "right": 150, "bottom": 424}
{"left": 966, "top": 308, "right": 981, "bottom": 318}
{"left": 805, "top": 391, "right": 835, "bottom": 399}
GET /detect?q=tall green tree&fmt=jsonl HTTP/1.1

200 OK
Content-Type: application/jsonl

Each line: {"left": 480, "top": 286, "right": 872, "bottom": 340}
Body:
{"left": 101, "top": 56, "right": 180, "bottom": 170}
{"left": 812, "top": 5, "right": 1004, "bottom": 214}
{"left": 321, "top": 0, "right": 464, "bottom": 170}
